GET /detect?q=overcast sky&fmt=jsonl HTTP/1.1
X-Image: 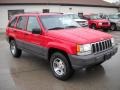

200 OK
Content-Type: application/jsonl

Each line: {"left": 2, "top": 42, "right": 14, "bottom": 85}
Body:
{"left": 104, "top": 0, "right": 119, "bottom": 3}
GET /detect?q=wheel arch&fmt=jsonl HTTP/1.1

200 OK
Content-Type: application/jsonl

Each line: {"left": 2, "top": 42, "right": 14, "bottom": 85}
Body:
{"left": 111, "top": 22, "right": 116, "bottom": 25}
{"left": 90, "top": 23, "right": 97, "bottom": 28}
{"left": 48, "top": 48, "right": 72, "bottom": 67}
{"left": 8, "top": 36, "right": 15, "bottom": 43}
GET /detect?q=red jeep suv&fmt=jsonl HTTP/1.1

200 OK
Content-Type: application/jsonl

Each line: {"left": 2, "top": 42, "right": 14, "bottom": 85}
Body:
{"left": 84, "top": 14, "right": 111, "bottom": 31}
{"left": 6, "top": 13, "right": 117, "bottom": 80}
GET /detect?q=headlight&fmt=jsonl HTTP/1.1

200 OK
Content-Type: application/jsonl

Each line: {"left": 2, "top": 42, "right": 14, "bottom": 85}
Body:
{"left": 111, "top": 38, "right": 115, "bottom": 46}
{"left": 98, "top": 22, "right": 102, "bottom": 25}
{"left": 77, "top": 44, "right": 92, "bottom": 55}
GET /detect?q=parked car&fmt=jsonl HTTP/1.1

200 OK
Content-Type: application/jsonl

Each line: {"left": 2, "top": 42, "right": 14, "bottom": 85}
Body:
{"left": 6, "top": 13, "right": 118, "bottom": 80}
{"left": 116, "top": 13, "right": 120, "bottom": 18}
{"left": 64, "top": 13, "right": 88, "bottom": 27}
{"left": 107, "top": 14, "right": 120, "bottom": 31}
{"left": 83, "top": 14, "right": 111, "bottom": 31}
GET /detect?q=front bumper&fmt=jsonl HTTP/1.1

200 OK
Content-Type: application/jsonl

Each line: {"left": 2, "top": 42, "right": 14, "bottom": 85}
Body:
{"left": 68, "top": 46, "right": 118, "bottom": 69}
{"left": 80, "top": 24, "right": 88, "bottom": 27}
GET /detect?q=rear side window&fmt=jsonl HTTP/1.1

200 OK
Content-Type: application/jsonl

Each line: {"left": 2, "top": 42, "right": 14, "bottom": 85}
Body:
{"left": 16, "top": 16, "right": 27, "bottom": 30}
{"left": 8, "top": 17, "right": 17, "bottom": 28}
{"left": 27, "top": 16, "right": 40, "bottom": 32}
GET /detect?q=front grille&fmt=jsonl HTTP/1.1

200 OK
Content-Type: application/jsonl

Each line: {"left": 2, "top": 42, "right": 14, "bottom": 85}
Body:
{"left": 92, "top": 39, "right": 112, "bottom": 53}
{"left": 77, "top": 21, "right": 86, "bottom": 24}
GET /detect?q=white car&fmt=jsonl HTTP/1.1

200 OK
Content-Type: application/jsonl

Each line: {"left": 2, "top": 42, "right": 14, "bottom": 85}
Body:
{"left": 108, "top": 14, "right": 120, "bottom": 31}
{"left": 64, "top": 13, "right": 88, "bottom": 27}
{"left": 116, "top": 13, "right": 120, "bottom": 18}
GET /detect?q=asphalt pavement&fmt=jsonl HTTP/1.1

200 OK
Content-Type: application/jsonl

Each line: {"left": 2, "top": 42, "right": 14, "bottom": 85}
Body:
{"left": 0, "top": 31, "right": 120, "bottom": 90}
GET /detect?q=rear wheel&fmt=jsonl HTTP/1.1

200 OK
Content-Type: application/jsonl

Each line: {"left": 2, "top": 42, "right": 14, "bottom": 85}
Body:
{"left": 111, "top": 24, "right": 117, "bottom": 31}
{"left": 50, "top": 52, "right": 74, "bottom": 80}
{"left": 10, "top": 40, "right": 22, "bottom": 58}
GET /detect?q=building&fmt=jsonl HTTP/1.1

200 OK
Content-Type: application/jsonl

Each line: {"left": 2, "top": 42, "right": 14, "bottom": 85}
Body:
{"left": 0, "top": 0, "right": 119, "bottom": 29}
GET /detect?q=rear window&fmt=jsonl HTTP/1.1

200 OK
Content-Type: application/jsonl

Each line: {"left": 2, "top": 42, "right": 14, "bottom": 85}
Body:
{"left": 8, "top": 17, "right": 17, "bottom": 28}
{"left": 16, "top": 16, "right": 28, "bottom": 30}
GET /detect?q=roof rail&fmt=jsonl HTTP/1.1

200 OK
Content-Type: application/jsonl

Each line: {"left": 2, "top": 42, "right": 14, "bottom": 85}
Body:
{"left": 23, "top": 12, "right": 42, "bottom": 14}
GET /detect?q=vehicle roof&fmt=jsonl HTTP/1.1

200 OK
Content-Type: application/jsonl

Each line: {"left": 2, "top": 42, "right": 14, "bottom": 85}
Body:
{"left": 15, "top": 12, "right": 61, "bottom": 17}
{"left": 84, "top": 14, "right": 98, "bottom": 15}
{"left": 64, "top": 13, "right": 77, "bottom": 15}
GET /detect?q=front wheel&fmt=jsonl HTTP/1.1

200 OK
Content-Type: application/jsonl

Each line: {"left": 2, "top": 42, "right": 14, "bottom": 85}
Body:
{"left": 50, "top": 52, "right": 74, "bottom": 80}
{"left": 10, "top": 40, "right": 22, "bottom": 58}
{"left": 91, "top": 24, "right": 96, "bottom": 30}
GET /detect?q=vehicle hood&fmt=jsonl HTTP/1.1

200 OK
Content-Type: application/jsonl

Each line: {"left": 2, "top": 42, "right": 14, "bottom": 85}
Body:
{"left": 109, "top": 19, "right": 120, "bottom": 23}
{"left": 92, "top": 19, "right": 109, "bottom": 23}
{"left": 74, "top": 19, "right": 87, "bottom": 22}
{"left": 46, "top": 28, "right": 112, "bottom": 44}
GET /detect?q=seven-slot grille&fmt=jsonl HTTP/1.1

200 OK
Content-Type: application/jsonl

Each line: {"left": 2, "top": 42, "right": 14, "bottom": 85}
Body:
{"left": 92, "top": 39, "right": 112, "bottom": 53}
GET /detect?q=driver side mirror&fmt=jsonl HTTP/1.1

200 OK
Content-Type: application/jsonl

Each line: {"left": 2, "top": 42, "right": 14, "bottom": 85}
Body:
{"left": 32, "top": 28, "right": 41, "bottom": 34}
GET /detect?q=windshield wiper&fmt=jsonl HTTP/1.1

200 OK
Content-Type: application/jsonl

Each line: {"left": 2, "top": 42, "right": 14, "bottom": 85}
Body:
{"left": 65, "top": 26, "right": 78, "bottom": 29}
{"left": 48, "top": 27, "right": 64, "bottom": 30}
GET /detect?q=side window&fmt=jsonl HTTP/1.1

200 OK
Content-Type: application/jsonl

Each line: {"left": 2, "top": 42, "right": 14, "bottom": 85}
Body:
{"left": 27, "top": 16, "right": 40, "bottom": 32}
{"left": 8, "top": 17, "right": 17, "bottom": 28}
{"left": 118, "top": 14, "right": 120, "bottom": 18}
{"left": 16, "top": 16, "right": 27, "bottom": 30}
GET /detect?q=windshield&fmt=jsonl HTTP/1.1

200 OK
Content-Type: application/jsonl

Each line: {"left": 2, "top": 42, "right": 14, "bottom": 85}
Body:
{"left": 40, "top": 15, "right": 80, "bottom": 30}
{"left": 109, "top": 14, "right": 120, "bottom": 19}
{"left": 90, "top": 15, "right": 101, "bottom": 19}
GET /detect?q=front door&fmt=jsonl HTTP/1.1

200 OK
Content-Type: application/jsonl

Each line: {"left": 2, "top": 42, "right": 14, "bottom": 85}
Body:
{"left": 24, "top": 16, "right": 46, "bottom": 57}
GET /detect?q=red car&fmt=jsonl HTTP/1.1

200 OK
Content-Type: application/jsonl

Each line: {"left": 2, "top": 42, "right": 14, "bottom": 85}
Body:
{"left": 84, "top": 14, "right": 111, "bottom": 31}
{"left": 6, "top": 13, "right": 117, "bottom": 80}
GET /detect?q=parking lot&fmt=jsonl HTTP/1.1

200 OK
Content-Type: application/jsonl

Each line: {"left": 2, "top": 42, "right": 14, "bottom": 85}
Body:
{"left": 0, "top": 31, "right": 120, "bottom": 90}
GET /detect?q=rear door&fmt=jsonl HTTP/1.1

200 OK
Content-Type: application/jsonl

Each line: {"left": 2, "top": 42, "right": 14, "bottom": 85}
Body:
{"left": 15, "top": 16, "right": 28, "bottom": 48}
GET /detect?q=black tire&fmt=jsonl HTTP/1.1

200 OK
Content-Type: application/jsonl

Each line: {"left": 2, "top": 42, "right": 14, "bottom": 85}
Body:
{"left": 91, "top": 24, "right": 96, "bottom": 30}
{"left": 50, "top": 52, "right": 74, "bottom": 81}
{"left": 111, "top": 24, "right": 117, "bottom": 31}
{"left": 93, "top": 61, "right": 103, "bottom": 66}
{"left": 10, "top": 40, "right": 22, "bottom": 58}
{"left": 103, "top": 29, "right": 109, "bottom": 32}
